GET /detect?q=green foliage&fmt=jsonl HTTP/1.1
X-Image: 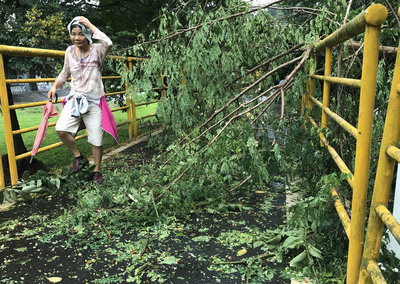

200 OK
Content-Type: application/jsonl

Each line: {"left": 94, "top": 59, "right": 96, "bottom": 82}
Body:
{"left": 22, "top": 6, "right": 68, "bottom": 47}
{"left": 53, "top": 122, "right": 270, "bottom": 235}
{"left": 121, "top": 1, "right": 300, "bottom": 141}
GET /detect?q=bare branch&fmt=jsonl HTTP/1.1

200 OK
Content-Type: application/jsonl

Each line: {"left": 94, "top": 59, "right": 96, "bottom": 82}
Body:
{"left": 385, "top": 0, "right": 400, "bottom": 29}
{"left": 200, "top": 54, "right": 303, "bottom": 130}
{"left": 228, "top": 42, "right": 305, "bottom": 86}
{"left": 118, "top": 0, "right": 285, "bottom": 52}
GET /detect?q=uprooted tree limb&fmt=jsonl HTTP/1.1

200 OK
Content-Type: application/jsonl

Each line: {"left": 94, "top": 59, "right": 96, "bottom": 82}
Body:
{"left": 152, "top": 44, "right": 311, "bottom": 194}
{"left": 161, "top": 45, "right": 308, "bottom": 169}
{"left": 202, "top": 45, "right": 312, "bottom": 148}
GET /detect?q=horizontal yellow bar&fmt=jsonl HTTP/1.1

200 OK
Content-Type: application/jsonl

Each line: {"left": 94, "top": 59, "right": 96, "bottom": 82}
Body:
{"left": 376, "top": 205, "right": 400, "bottom": 244}
{"left": 13, "top": 122, "right": 56, "bottom": 135}
{"left": 367, "top": 260, "right": 387, "bottom": 284}
{"left": 308, "top": 117, "right": 354, "bottom": 188}
{"left": 102, "top": 76, "right": 122, "bottom": 80}
{"left": 116, "top": 121, "right": 130, "bottom": 127}
{"left": 315, "top": 4, "right": 387, "bottom": 53}
{"left": 315, "top": 4, "right": 387, "bottom": 54}
{"left": 15, "top": 134, "right": 87, "bottom": 160}
{"left": 0, "top": 45, "right": 65, "bottom": 58}
{"left": 332, "top": 188, "right": 351, "bottom": 237}
{"left": 135, "top": 100, "right": 159, "bottom": 107}
{"left": 0, "top": 44, "right": 139, "bottom": 62}
{"left": 10, "top": 99, "right": 62, "bottom": 110}
{"left": 386, "top": 145, "right": 400, "bottom": 163}
{"left": 14, "top": 116, "right": 132, "bottom": 161}
{"left": 310, "top": 96, "right": 358, "bottom": 139}
{"left": 6, "top": 76, "right": 119, "bottom": 84}
{"left": 105, "top": 91, "right": 125, "bottom": 97}
{"left": 137, "top": 113, "right": 157, "bottom": 121}
{"left": 123, "top": 56, "right": 146, "bottom": 62}
{"left": 315, "top": 11, "right": 366, "bottom": 52}
{"left": 6, "top": 78, "right": 58, "bottom": 84}
{"left": 11, "top": 92, "right": 125, "bottom": 110}
{"left": 111, "top": 106, "right": 129, "bottom": 112}
{"left": 311, "top": 75, "right": 361, "bottom": 88}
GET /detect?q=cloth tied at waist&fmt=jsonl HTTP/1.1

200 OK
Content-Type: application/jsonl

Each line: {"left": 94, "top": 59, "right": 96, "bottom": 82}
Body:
{"left": 65, "top": 91, "right": 99, "bottom": 117}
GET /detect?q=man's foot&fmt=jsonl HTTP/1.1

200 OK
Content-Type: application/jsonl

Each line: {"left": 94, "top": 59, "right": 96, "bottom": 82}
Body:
{"left": 93, "top": 172, "right": 103, "bottom": 184}
{"left": 72, "top": 155, "right": 89, "bottom": 173}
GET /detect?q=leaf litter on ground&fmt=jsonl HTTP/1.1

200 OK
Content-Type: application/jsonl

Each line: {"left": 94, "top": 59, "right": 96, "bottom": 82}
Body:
{"left": 0, "top": 141, "right": 290, "bottom": 283}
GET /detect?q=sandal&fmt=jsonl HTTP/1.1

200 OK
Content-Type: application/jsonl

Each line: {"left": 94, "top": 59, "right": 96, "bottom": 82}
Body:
{"left": 72, "top": 155, "right": 89, "bottom": 173}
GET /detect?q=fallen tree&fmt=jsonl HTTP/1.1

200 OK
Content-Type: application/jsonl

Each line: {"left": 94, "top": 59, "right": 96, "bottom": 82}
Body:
{"left": 35, "top": 0, "right": 400, "bottom": 282}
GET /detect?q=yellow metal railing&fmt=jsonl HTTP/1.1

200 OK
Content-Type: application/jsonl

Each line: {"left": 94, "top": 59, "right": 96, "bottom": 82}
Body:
{"left": 302, "top": 4, "right": 388, "bottom": 283}
{"left": 0, "top": 45, "right": 159, "bottom": 190}
{"left": 358, "top": 8, "right": 400, "bottom": 282}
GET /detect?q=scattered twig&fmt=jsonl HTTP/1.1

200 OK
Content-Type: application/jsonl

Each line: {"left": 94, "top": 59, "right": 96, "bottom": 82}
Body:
{"left": 199, "top": 55, "right": 303, "bottom": 131}
{"left": 385, "top": 0, "right": 400, "bottom": 29}
{"left": 205, "top": 46, "right": 310, "bottom": 147}
{"left": 151, "top": 186, "right": 159, "bottom": 218}
{"left": 140, "top": 227, "right": 150, "bottom": 258}
{"left": 267, "top": 6, "right": 340, "bottom": 27}
{"left": 214, "top": 253, "right": 275, "bottom": 265}
{"left": 102, "top": 224, "right": 112, "bottom": 240}
{"left": 164, "top": 167, "right": 190, "bottom": 191}
{"left": 194, "top": 175, "right": 252, "bottom": 208}
{"left": 228, "top": 43, "right": 305, "bottom": 86}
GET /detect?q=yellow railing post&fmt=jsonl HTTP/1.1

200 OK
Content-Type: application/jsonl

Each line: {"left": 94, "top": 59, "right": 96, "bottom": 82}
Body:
{"left": 320, "top": 47, "right": 332, "bottom": 145}
{"left": 125, "top": 59, "right": 133, "bottom": 140}
{"left": 302, "top": 55, "right": 315, "bottom": 114}
{"left": 358, "top": 9, "right": 400, "bottom": 283}
{"left": 130, "top": 60, "right": 137, "bottom": 138}
{"left": 346, "top": 5, "right": 387, "bottom": 283}
{"left": 180, "top": 69, "right": 186, "bottom": 86}
{"left": 0, "top": 147, "right": 4, "bottom": 190}
{"left": 0, "top": 54, "right": 18, "bottom": 186}
{"left": 160, "top": 71, "right": 166, "bottom": 98}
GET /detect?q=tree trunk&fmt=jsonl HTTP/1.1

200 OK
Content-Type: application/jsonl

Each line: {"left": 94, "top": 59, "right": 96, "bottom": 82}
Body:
{"left": 29, "top": 69, "right": 38, "bottom": 91}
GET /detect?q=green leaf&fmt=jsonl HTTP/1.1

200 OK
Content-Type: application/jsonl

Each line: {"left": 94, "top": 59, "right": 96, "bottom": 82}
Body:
{"left": 19, "top": 192, "right": 32, "bottom": 201}
{"left": 282, "top": 236, "right": 302, "bottom": 249}
{"left": 289, "top": 250, "right": 307, "bottom": 266}
{"left": 253, "top": 240, "right": 263, "bottom": 248}
{"left": 192, "top": 235, "right": 212, "bottom": 242}
{"left": 237, "top": 248, "right": 247, "bottom": 256}
{"left": 9, "top": 190, "right": 17, "bottom": 201}
{"left": 265, "top": 234, "right": 282, "bottom": 245}
{"left": 308, "top": 244, "right": 323, "bottom": 259}
{"left": 21, "top": 184, "right": 37, "bottom": 192}
{"left": 15, "top": 247, "right": 28, "bottom": 252}
{"left": 159, "top": 256, "right": 180, "bottom": 265}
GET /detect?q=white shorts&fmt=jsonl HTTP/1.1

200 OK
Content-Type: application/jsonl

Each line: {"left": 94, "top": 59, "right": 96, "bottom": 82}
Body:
{"left": 55, "top": 100, "right": 104, "bottom": 146}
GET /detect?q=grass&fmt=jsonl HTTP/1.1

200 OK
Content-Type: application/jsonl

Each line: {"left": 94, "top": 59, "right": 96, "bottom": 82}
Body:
{"left": 0, "top": 101, "right": 158, "bottom": 169}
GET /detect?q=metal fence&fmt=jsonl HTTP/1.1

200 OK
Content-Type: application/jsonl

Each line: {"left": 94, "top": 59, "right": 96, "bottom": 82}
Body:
{"left": 302, "top": 4, "right": 400, "bottom": 283}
